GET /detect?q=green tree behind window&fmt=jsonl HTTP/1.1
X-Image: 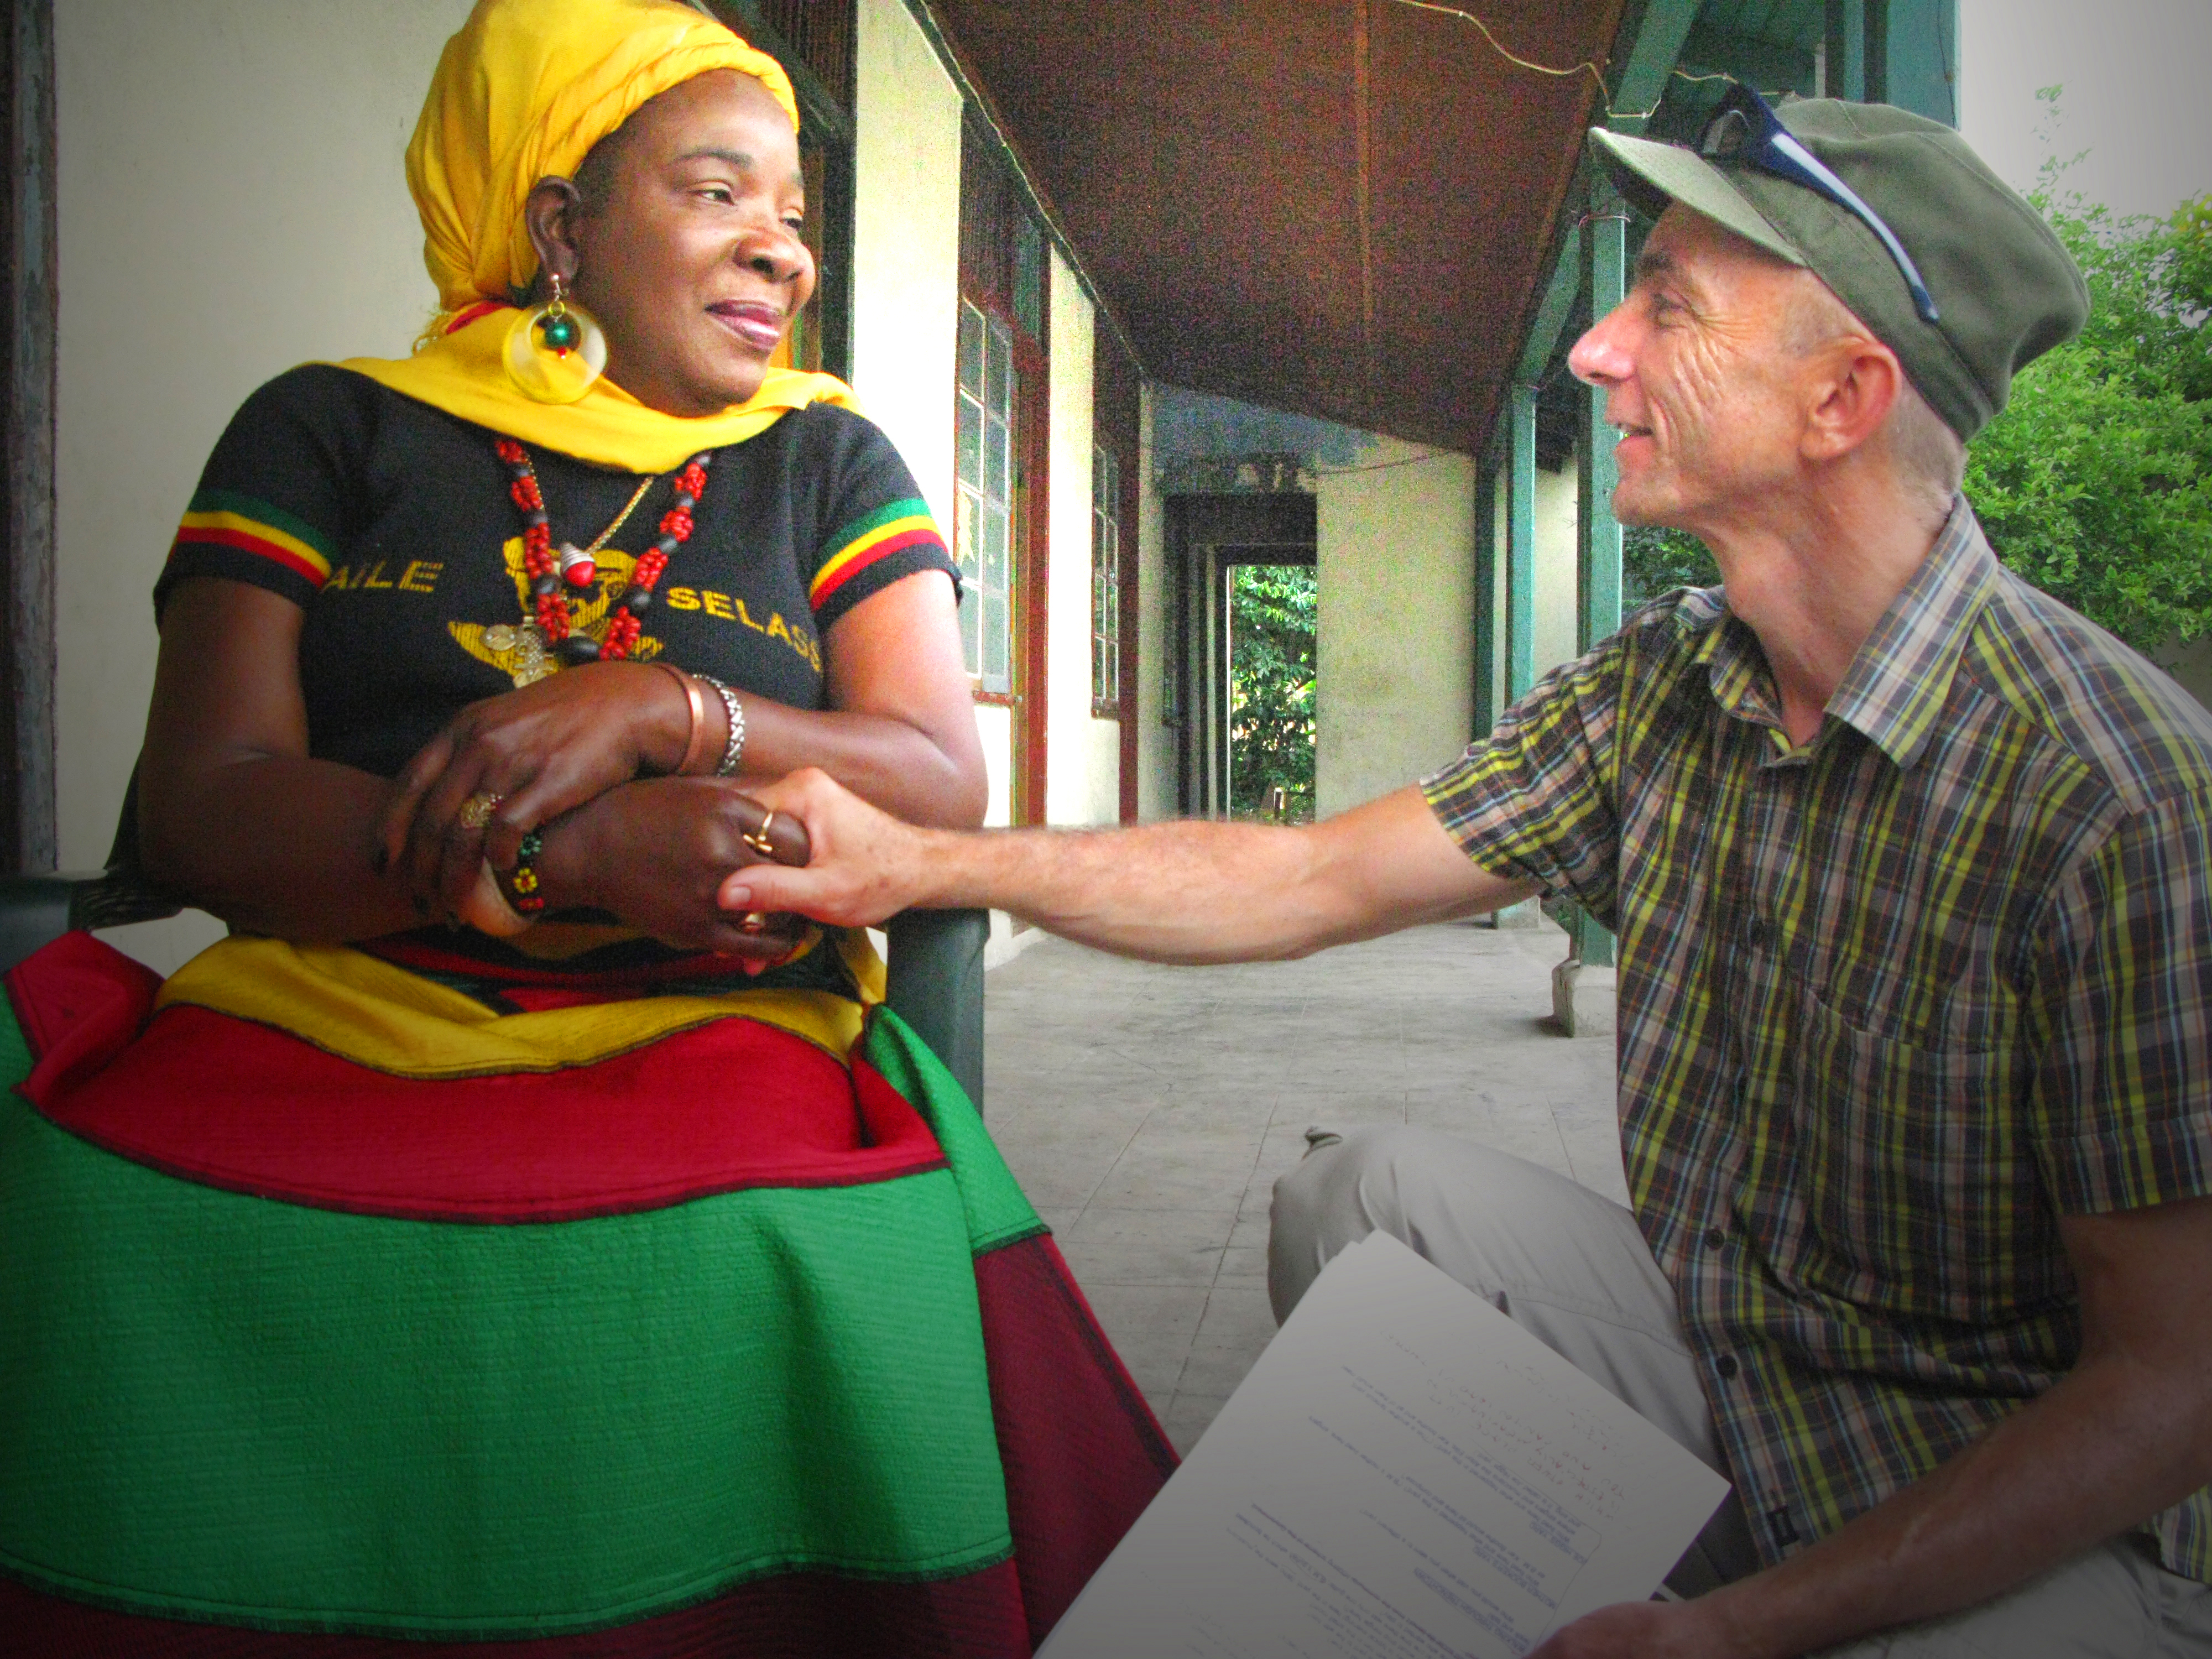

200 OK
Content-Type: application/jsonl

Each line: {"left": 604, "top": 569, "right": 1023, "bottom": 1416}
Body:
{"left": 1230, "top": 564, "right": 1316, "bottom": 820}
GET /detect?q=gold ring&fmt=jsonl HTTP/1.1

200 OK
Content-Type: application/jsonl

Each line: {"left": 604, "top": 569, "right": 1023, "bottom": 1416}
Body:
{"left": 458, "top": 791, "right": 504, "bottom": 831}
{"left": 741, "top": 809, "right": 777, "bottom": 859}
{"left": 738, "top": 911, "right": 770, "bottom": 933}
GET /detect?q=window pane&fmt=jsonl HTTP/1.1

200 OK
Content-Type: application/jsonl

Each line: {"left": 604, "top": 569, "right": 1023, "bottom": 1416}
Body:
{"left": 1092, "top": 493, "right": 1118, "bottom": 706}
{"left": 954, "top": 488, "right": 980, "bottom": 676}
{"left": 983, "top": 502, "right": 1010, "bottom": 689}
{"left": 953, "top": 486, "right": 980, "bottom": 582}
{"left": 960, "top": 308, "right": 1022, "bottom": 697}
{"left": 984, "top": 413, "right": 1009, "bottom": 503}
{"left": 958, "top": 301, "right": 983, "bottom": 397}
{"left": 983, "top": 588, "right": 1009, "bottom": 689}
{"left": 984, "top": 502, "right": 1010, "bottom": 603}
{"left": 956, "top": 392, "right": 982, "bottom": 490}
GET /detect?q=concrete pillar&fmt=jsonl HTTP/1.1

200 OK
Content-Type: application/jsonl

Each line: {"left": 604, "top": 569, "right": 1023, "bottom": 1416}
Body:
{"left": 1506, "top": 384, "right": 1538, "bottom": 701}
{"left": 1472, "top": 444, "right": 1500, "bottom": 737}
{"left": 1568, "top": 183, "right": 1627, "bottom": 973}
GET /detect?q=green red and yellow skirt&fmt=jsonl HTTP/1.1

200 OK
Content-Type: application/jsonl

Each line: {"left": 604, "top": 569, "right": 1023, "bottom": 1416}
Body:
{"left": 0, "top": 931, "right": 1171, "bottom": 1654}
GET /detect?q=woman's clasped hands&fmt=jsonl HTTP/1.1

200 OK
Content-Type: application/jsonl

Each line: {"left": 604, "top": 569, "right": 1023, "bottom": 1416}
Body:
{"left": 376, "top": 661, "right": 806, "bottom": 961}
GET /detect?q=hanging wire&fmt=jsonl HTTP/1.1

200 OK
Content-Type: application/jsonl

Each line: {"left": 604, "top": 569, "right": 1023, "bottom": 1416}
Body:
{"left": 1381, "top": 0, "right": 1735, "bottom": 125}
{"left": 1313, "top": 447, "right": 1453, "bottom": 477}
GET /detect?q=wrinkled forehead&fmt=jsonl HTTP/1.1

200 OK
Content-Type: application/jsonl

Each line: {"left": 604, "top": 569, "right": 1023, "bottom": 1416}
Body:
{"left": 1635, "top": 203, "right": 1847, "bottom": 325}
{"left": 1640, "top": 203, "right": 1806, "bottom": 284}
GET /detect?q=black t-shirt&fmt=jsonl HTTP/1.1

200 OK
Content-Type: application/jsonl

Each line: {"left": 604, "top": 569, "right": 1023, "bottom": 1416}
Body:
{"left": 157, "top": 365, "right": 958, "bottom": 780}
{"left": 154, "top": 366, "right": 957, "bottom": 994}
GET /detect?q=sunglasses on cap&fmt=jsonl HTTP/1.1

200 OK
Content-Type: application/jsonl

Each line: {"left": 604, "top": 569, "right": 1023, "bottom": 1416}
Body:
{"left": 1700, "top": 84, "right": 1941, "bottom": 325}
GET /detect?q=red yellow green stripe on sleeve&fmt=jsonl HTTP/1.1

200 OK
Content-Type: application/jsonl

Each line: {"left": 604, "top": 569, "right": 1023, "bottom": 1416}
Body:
{"left": 809, "top": 497, "right": 945, "bottom": 612}
{"left": 170, "top": 488, "right": 334, "bottom": 589}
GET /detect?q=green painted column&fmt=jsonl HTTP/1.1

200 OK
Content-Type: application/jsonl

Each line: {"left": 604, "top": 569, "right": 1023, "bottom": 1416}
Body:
{"left": 1577, "top": 198, "right": 1626, "bottom": 658}
{"left": 1824, "top": 0, "right": 1867, "bottom": 101}
{"left": 1875, "top": 0, "right": 1959, "bottom": 126}
{"left": 1472, "top": 441, "right": 1500, "bottom": 737}
{"left": 1506, "top": 383, "right": 1537, "bottom": 701}
{"left": 1571, "top": 182, "right": 1628, "bottom": 969}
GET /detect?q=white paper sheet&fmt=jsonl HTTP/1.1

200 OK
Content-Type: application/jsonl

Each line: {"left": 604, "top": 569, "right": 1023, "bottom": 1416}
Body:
{"left": 1041, "top": 1231, "right": 1730, "bottom": 1658}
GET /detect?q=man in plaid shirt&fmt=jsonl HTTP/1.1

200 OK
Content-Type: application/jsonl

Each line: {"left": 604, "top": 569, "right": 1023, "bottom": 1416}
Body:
{"left": 733, "top": 96, "right": 2212, "bottom": 1656}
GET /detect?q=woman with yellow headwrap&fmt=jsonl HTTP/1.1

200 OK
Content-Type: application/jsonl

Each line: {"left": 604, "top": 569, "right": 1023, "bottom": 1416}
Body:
{"left": 0, "top": 1, "right": 1171, "bottom": 1649}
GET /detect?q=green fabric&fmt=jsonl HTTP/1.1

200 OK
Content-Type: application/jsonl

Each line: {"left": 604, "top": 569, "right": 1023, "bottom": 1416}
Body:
{"left": 1589, "top": 98, "right": 2089, "bottom": 439}
{"left": 0, "top": 1083, "right": 1013, "bottom": 1636}
{"left": 0, "top": 993, "right": 29, "bottom": 1094}
{"left": 189, "top": 487, "right": 340, "bottom": 559}
{"left": 862, "top": 1006, "right": 1042, "bottom": 1255}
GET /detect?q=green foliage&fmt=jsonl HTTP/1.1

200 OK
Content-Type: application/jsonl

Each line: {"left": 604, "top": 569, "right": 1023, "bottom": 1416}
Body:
{"left": 1622, "top": 522, "right": 1719, "bottom": 603}
{"left": 1962, "top": 93, "right": 2211, "bottom": 654}
{"left": 1621, "top": 101, "right": 2211, "bottom": 657}
{"left": 1229, "top": 564, "right": 1317, "bottom": 820}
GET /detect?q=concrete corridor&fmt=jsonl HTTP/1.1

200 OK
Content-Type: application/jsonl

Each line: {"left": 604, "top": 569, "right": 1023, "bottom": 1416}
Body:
{"left": 979, "top": 919, "right": 1624, "bottom": 1455}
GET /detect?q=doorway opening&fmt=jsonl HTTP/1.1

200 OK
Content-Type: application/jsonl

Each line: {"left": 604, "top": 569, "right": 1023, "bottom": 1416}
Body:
{"left": 1164, "top": 493, "right": 1315, "bottom": 818}
{"left": 1228, "top": 561, "right": 1316, "bottom": 823}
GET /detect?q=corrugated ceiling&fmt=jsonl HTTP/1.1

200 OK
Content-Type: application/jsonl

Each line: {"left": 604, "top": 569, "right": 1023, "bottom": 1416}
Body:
{"left": 926, "top": 0, "right": 1629, "bottom": 456}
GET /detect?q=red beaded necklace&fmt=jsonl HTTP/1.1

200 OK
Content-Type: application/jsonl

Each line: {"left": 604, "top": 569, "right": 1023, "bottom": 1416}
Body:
{"left": 493, "top": 437, "right": 711, "bottom": 667}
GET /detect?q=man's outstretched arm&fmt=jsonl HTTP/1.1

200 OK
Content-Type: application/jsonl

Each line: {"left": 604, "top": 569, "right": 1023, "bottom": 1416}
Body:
{"left": 721, "top": 768, "right": 1540, "bottom": 964}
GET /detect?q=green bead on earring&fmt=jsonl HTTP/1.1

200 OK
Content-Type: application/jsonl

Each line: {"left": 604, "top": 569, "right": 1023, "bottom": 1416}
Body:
{"left": 503, "top": 270, "right": 606, "bottom": 404}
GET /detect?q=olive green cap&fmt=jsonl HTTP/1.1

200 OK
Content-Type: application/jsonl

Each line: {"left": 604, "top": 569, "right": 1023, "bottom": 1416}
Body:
{"left": 1587, "top": 98, "right": 2089, "bottom": 440}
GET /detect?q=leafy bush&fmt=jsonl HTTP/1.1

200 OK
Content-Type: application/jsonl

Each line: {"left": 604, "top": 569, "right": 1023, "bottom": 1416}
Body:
{"left": 1229, "top": 564, "right": 1316, "bottom": 820}
{"left": 1622, "top": 521, "right": 1719, "bottom": 603}
{"left": 1968, "top": 151, "right": 2210, "bottom": 651}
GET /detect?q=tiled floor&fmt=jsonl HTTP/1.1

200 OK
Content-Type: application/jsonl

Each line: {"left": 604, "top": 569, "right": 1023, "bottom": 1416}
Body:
{"left": 980, "top": 917, "right": 1624, "bottom": 1457}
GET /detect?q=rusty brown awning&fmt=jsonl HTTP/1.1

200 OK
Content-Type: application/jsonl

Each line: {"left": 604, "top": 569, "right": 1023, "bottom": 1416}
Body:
{"left": 924, "top": 0, "right": 1626, "bottom": 455}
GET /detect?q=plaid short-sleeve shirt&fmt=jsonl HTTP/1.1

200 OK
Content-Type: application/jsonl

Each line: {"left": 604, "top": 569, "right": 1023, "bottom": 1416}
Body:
{"left": 1423, "top": 499, "right": 2212, "bottom": 1577}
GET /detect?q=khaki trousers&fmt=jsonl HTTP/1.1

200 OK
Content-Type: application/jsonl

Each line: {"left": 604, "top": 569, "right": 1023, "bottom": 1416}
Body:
{"left": 1267, "top": 1125, "right": 2212, "bottom": 1657}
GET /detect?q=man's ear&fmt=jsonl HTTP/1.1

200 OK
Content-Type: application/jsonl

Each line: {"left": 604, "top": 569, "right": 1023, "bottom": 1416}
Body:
{"left": 521, "top": 176, "right": 586, "bottom": 294}
{"left": 1801, "top": 336, "right": 1903, "bottom": 466}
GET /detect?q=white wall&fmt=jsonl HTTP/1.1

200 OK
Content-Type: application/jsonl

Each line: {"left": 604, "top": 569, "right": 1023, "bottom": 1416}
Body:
{"left": 1479, "top": 458, "right": 1507, "bottom": 725}
{"left": 1040, "top": 254, "right": 1114, "bottom": 828}
{"left": 56, "top": 0, "right": 470, "bottom": 972}
{"left": 1314, "top": 442, "right": 1478, "bottom": 818}
{"left": 850, "top": 0, "right": 961, "bottom": 535}
{"left": 1533, "top": 455, "right": 1582, "bottom": 679}
{"left": 1134, "top": 385, "right": 1175, "bottom": 819}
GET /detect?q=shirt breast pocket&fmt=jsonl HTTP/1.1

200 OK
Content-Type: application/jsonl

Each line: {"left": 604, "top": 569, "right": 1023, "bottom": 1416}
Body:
{"left": 1784, "top": 977, "right": 2063, "bottom": 1324}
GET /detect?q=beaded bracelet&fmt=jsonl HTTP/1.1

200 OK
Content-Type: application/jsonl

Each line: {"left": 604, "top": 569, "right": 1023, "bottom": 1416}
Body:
{"left": 697, "top": 674, "right": 745, "bottom": 776}
{"left": 469, "top": 864, "right": 532, "bottom": 937}
{"left": 502, "top": 830, "right": 548, "bottom": 914}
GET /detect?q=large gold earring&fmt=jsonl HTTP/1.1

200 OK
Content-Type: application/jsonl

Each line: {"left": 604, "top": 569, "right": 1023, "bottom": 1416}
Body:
{"left": 504, "top": 272, "right": 606, "bottom": 403}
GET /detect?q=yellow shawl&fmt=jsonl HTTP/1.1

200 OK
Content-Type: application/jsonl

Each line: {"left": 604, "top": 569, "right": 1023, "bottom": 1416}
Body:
{"left": 341, "top": 310, "right": 858, "bottom": 474}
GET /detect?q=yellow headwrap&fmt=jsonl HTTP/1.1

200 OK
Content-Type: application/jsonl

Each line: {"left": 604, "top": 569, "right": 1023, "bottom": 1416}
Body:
{"left": 338, "top": 0, "right": 855, "bottom": 473}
